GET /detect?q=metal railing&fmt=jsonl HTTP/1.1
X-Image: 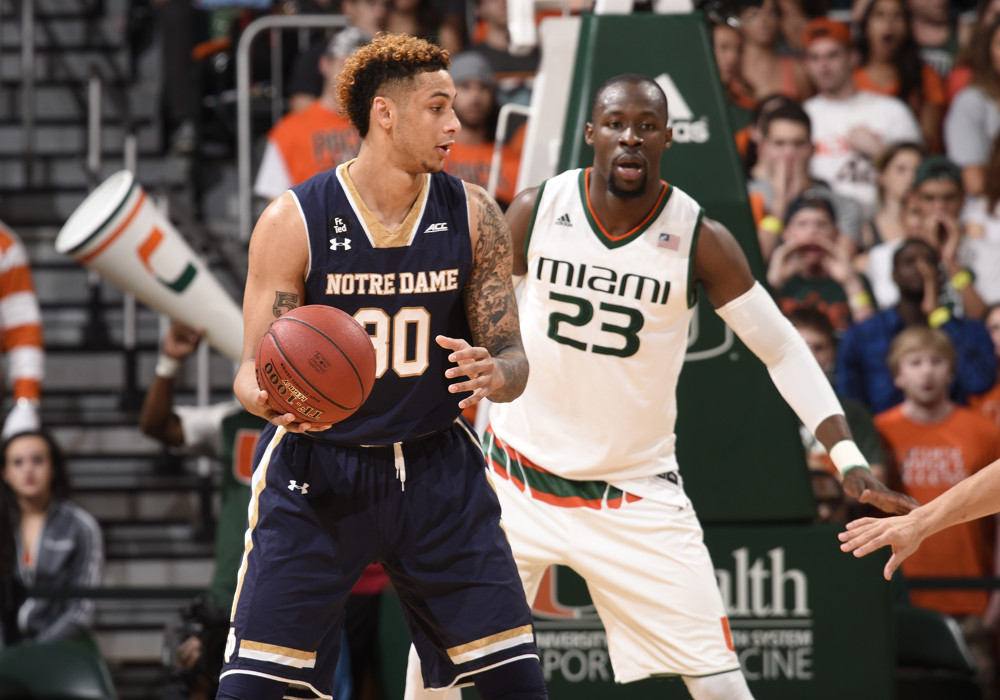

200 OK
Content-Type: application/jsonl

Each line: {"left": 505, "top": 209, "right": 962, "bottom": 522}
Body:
{"left": 21, "top": 0, "right": 36, "bottom": 183}
{"left": 236, "top": 14, "right": 350, "bottom": 242}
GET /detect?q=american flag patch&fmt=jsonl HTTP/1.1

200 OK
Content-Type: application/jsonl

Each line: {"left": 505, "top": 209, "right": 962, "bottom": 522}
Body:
{"left": 658, "top": 232, "right": 680, "bottom": 250}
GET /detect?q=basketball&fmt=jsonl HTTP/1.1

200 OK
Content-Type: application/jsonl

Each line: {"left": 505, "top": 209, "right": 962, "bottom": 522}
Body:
{"left": 255, "top": 305, "right": 377, "bottom": 424}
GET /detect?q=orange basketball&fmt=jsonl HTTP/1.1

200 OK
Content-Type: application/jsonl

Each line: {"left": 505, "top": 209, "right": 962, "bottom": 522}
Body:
{"left": 255, "top": 305, "right": 376, "bottom": 424}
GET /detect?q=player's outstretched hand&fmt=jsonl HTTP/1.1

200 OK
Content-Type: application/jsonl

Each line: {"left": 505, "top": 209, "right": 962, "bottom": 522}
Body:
{"left": 838, "top": 512, "right": 927, "bottom": 580}
{"left": 233, "top": 361, "right": 332, "bottom": 433}
{"left": 437, "top": 335, "right": 503, "bottom": 410}
{"left": 843, "top": 467, "right": 919, "bottom": 515}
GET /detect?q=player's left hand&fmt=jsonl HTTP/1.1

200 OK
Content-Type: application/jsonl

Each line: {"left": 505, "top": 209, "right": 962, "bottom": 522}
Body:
{"left": 437, "top": 335, "right": 503, "bottom": 410}
{"left": 843, "top": 467, "right": 920, "bottom": 515}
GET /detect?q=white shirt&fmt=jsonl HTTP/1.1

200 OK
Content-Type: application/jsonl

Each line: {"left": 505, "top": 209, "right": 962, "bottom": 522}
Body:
{"left": 804, "top": 91, "right": 922, "bottom": 218}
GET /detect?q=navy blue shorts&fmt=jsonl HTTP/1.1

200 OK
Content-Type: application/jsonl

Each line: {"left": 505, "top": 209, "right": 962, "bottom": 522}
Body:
{"left": 217, "top": 419, "right": 538, "bottom": 698}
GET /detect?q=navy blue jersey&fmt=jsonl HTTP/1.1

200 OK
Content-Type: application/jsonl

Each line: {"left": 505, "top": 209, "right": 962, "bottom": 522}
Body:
{"left": 289, "top": 162, "right": 474, "bottom": 444}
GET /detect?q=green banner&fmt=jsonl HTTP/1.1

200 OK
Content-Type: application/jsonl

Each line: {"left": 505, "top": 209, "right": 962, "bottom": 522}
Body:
{"left": 556, "top": 13, "right": 813, "bottom": 523}
{"left": 528, "top": 526, "right": 894, "bottom": 698}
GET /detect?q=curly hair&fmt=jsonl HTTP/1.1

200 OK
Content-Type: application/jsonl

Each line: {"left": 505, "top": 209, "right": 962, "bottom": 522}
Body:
{"left": 337, "top": 32, "right": 450, "bottom": 138}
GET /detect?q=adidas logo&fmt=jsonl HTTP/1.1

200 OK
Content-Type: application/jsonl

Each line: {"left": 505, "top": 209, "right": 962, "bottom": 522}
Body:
{"left": 555, "top": 213, "right": 572, "bottom": 227}
{"left": 424, "top": 222, "right": 449, "bottom": 233}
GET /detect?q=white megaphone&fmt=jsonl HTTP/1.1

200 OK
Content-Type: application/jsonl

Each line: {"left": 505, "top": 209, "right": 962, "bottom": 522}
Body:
{"left": 54, "top": 170, "right": 243, "bottom": 362}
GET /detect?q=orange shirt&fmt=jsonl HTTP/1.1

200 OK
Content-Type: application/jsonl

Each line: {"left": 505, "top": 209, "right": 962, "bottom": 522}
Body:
{"left": 444, "top": 141, "right": 521, "bottom": 207}
{"left": 970, "top": 382, "right": 1000, "bottom": 431}
{"left": 946, "top": 65, "right": 972, "bottom": 103}
{"left": 853, "top": 64, "right": 946, "bottom": 113}
{"left": 267, "top": 101, "right": 360, "bottom": 186}
{"left": 875, "top": 405, "right": 1000, "bottom": 615}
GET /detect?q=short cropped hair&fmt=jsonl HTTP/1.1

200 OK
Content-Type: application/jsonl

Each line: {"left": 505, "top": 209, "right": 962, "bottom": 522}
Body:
{"left": 891, "top": 237, "right": 939, "bottom": 271}
{"left": 886, "top": 326, "right": 956, "bottom": 378}
{"left": 760, "top": 101, "right": 812, "bottom": 140}
{"left": 590, "top": 73, "right": 668, "bottom": 122}
{"left": 786, "top": 306, "right": 836, "bottom": 344}
{"left": 337, "top": 32, "right": 450, "bottom": 138}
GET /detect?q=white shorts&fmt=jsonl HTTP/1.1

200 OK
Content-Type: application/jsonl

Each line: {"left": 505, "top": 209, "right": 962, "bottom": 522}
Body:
{"left": 485, "top": 427, "right": 740, "bottom": 682}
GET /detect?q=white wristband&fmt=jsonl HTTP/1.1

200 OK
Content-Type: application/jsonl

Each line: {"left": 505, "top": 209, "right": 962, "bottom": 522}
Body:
{"left": 155, "top": 354, "right": 181, "bottom": 380}
{"left": 829, "top": 440, "right": 869, "bottom": 477}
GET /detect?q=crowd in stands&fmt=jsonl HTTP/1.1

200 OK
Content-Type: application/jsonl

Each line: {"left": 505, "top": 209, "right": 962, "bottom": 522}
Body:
{"left": 712, "top": 0, "right": 1000, "bottom": 694}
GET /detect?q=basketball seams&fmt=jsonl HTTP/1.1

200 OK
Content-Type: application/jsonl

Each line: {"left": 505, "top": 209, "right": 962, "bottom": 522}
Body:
{"left": 255, "top": 305, "right": 376, "bottom": 424}
{"left": 261, "top": 326, "right": 361, "bottom": 412}
{"left": 273, "top": 316, "right": 372, "bottom": 397}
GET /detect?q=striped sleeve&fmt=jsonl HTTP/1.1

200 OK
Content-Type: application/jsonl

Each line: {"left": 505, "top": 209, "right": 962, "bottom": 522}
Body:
{"left": 0, "top": 220, "right": 43, "bottom": 401}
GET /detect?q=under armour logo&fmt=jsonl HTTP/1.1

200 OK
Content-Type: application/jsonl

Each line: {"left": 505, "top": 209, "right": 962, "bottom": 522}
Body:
{"left": 424, "top": 222, "right": 448, "bottom": 233}
{"left": 288, "top": 480, "right": 310, "bottom": 494}
{"left": 329, "top": 238, "right": 352, "bottom": 251}
{"left": 555, "top": 213, "right": 572, "bottom": 227}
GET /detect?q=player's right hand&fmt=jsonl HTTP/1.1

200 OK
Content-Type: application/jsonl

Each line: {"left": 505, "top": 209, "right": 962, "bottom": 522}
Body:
{"left": 235, "top": 361, "right": 332, "bottom": 433}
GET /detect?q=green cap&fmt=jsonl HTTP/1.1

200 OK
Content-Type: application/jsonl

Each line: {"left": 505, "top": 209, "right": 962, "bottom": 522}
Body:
{"left": 912, "top": 155, "right": 962, "bottom": 188}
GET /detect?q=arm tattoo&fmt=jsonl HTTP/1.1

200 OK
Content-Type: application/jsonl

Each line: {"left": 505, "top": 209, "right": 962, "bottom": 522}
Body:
{"left": 465, "top": 191, "right": 528, "bottom": 402}
{"left": 273, "top": 291, "right": 299, "bottom": 318}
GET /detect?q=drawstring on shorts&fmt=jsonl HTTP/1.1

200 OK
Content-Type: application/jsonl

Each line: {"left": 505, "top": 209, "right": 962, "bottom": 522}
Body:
{"left": 394, "top": 442, "right": 405, "bottom": 491}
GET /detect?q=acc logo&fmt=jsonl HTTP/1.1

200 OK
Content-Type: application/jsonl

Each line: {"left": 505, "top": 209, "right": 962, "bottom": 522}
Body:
{"left": 654, "top": 73, "right": 709, "bottom": 144}
{"left": 329, "top": 216, "right": 351, "bottom": 235}
{"left": 424, "top": 222, "right": 449, "bottom": 233}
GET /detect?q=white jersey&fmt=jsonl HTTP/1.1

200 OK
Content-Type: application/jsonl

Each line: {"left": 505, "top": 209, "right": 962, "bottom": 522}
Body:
{"left": 490, "top": 168, "right": 702, "bottom": 481}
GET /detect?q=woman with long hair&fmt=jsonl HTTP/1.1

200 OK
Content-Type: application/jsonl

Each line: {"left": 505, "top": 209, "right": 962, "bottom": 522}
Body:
{"left": 738, "top": 0, "right": 812, "bottom": 101}
{"left": 1, "top": 430, "right": 102, "bottom": 645}
{"left": 949, "top": 0, "right": 1000, "bottom": 100}
{"left": 854, "top": 0, "right": 945, "bottom": 153}
{"left": 944, "top": 16, "right": 1000, "bottom": 196}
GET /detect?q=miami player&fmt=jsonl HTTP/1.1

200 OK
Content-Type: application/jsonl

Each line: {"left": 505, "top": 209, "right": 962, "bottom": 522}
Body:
{"left": 225, "top": 33, "right": 546, "bottom": 700}
{"left": 405, "top": 73, "right": 917, "bottom": 699}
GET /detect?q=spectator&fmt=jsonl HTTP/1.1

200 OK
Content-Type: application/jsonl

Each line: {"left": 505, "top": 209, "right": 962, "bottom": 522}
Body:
{"left": 386, "top": 0, "right": 463, "bottom": 55}
{"left": 837, "top": 237, "right": 996, "bottom": 413}
{"left": 766, "top": 195, "right": 875, "bottom": 331}
{"left": 802, "top": 17, "right": 923, "bottom": 218}
{"left": 962, "top": 130, "right": 1000, "bottom": 243}
{"left": 857, "top": 144, "right": 924, "bottom": 306}
{"left": 444, "top": 52, "right": 521, "bottom": 208}
{"left": 286, "top": 0, "right": 390, "bottom": 113}
{"left": 910, "top": 155, "right": 990, "bottom": 317}
{"left": 0, "top": 220, "right": 43, "bottom": 442}
{"left": 0, "top": 430, "right": 103, "bottom": 646}
{"left": 737, "top": 92, "right": 797, "bottom": 175}
{"left": 860, "top": 141, "right": 923, "bottom": 251}
{"left": 875, "top": 325, "right": 1000, "bottom": 699}
{"left": 854, "top": 0, "right": 946, "bottom": 153}
{"left": 969, "top": 304, "right": 1000, "bottom": 428}
{"left": 947, "top": 0, "right": 1000, "bottom": 100}
{"left": 788, "top": 307, "right": 887, "bottom": 485}
{"left": 907, "top": 0, "right": 961, "bottom": 79}
{"left": 254, "top": 27, "right": 369, "bottom": 202}
{"left": 737, "top": 0, "right": 812, "bottom": 100}
{"left": 711, "top": 20, "right": 757, "bottom": 135}
{"left": 943, "top": 17, "right": 1000, "bottom": 197}
{"left": 748, "top": 101, "right": 864, "bottom": 260}
{"left": 467, "top": 0, "right": 539, "bottom": 107}
{"left": 866, "top": 154, "right": 987, "bottom": 313}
